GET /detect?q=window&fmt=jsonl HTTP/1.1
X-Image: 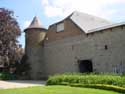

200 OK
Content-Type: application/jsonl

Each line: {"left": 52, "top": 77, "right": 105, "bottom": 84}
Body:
{"left": 57, "top": 22, "right": 64, "bottom": 32}
{"left": 105, "top": 45, "right": 108, "bottom": 50}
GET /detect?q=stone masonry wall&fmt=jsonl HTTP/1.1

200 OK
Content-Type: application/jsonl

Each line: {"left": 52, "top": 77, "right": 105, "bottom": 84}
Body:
{"left": 43, "top": 26, "right": 125, "bottom": 76}
{"left": 25, "top": 28, "right": 46, "bottom": 79}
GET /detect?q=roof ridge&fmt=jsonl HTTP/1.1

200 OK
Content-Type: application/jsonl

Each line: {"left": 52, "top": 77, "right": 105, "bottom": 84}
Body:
{"left": 73, "top": 11, "right": 112, "bottom": 23}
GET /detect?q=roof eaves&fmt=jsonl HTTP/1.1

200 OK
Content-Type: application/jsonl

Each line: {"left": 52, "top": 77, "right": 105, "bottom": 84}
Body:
{"left": 24, "top": 27, "right": 47, "bottom": 32}
{"left": 87, "top": 22, "right": 125, "bottom": 33}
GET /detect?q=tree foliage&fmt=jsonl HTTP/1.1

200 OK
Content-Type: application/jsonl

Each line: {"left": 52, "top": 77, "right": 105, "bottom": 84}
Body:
{"left": 0, "top": 8, "right": 21, "bottom": 71}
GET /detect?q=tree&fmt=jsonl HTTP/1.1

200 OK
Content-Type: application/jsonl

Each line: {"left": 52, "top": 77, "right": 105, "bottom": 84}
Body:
{"left": 17, "top": 54, "right": 30, "bottom": 75}
{"left": 0, "top": 8, "right": 21, "bottom": 72}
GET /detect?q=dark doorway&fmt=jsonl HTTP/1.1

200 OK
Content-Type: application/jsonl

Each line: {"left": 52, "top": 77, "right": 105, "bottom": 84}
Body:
{"left": 78, "top": 60, "right": 93, "bottom": 73}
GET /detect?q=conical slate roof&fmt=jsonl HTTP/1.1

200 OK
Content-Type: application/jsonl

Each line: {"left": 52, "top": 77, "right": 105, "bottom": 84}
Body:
{"left": 27, "top": 16, "right": 44, "bottom": 29}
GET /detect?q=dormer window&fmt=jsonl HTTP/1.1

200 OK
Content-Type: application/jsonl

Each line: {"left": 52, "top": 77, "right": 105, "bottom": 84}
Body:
{"left": 57, "top": 22, "right": 64, "bottom": 32}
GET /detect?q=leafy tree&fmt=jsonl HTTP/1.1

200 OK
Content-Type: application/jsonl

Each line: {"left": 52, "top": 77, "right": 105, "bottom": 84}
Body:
{"left": 0, "top": 8, "right": 21, "bottom": 72}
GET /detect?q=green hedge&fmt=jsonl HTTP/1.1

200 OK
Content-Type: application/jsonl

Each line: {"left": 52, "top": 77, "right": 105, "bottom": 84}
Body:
{"left": 46, "top": 73, "right": 125, "bottom": 87}
{"left": 46, "top": 74, "right": 125, "bottom": 93}
{"left": 0, "top": 72, "right": 16, "bottom": 80}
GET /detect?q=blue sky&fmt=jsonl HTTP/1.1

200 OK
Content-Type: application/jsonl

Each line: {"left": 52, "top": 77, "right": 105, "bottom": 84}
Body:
{"left": 1, "top": 0, "right": 125, "bottom": 48}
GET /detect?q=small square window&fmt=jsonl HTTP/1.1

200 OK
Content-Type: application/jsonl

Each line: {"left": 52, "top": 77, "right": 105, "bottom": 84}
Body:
{"left": 57, "top": 23, "right": 64, "bottom": 32}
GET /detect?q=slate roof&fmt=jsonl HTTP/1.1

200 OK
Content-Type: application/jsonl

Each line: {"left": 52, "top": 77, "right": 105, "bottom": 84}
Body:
{"left": 26, "top": 11, "right": 125, "bottom": 33}
{"left": 26, "top": 16, "right": 45, "bottom": 29}
{"left": 87, "top": 22, "right": 125, "bottom": 33}
{"left": 70, "top": 11, "right": 113, "bottom": 33}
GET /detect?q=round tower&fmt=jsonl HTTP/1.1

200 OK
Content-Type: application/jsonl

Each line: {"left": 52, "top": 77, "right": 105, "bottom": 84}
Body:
{"left": 24, "top": 16, "right": 47, "bottom": 79}
{"left": 24, "top": 16, "right": 46, "bottom": 50}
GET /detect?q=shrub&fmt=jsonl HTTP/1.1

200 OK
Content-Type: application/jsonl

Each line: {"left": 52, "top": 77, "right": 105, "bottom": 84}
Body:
{"left": 46, "top": 73, "right": 125, "bottom": 87}
{"left": 47, "top": 73, "right": 125, "bottom": 93}
{"left": 0, "top": 72, "right": 16, "bottom": 80}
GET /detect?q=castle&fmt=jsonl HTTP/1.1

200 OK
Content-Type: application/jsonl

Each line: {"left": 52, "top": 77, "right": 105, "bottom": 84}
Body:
{"left": 24, "top": 11, "right": 125, "bottom": 79}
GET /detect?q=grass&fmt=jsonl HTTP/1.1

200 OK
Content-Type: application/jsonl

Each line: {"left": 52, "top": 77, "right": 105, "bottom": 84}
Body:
{"left": 0, "top": 86, "right": 122, "bottom": 94}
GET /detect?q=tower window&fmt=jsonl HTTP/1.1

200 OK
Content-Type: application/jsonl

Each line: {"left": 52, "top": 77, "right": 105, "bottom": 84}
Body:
{"left": 57, "top": 22, "right": 64, "bottom": 32}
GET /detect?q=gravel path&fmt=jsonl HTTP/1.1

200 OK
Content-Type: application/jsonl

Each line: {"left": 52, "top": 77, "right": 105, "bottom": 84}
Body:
{"left": 0, "top": 80, "right": 45, "bottom": 89}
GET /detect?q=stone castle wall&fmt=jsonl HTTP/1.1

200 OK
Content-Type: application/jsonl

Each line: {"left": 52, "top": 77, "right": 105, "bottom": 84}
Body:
{"left": 25, "top": 28, "right": 46, "bottom": 79}
{"left": 43, "top": 26, "right": 125, "bottom": 76}
{"left": 25, "top": 18, "right": 125, "bottom": 79}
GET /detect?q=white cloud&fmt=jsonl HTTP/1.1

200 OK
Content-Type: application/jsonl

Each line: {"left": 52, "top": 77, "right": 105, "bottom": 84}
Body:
{"left": 23, "top": 20, "right": 31, "bottom": 29}
{"left": 41, "top": 0, "right": 125, "bottom": 21}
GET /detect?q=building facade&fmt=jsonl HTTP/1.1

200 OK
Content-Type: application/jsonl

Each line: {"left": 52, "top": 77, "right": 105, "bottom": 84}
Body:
{"left": 24, "top": 11, "right": 125, "bottom": 79}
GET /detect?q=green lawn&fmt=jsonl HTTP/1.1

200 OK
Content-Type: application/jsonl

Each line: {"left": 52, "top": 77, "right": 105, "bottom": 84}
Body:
{"left": 0, "top": 86, "right": 122, "bottom": 94}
